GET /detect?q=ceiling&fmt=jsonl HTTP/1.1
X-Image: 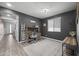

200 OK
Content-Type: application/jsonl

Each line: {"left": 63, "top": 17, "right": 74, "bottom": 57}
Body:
{"left": 0, "top": 2, "right": 76, "bottom": 19}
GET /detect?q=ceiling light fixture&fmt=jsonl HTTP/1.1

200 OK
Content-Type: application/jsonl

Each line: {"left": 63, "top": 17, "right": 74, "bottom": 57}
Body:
{"left": 41, "top": 8, "right": 49, "bottom": 14}
{"left": 7, "top": 14, "right": 11, "bottom": 17}
{"left": 6, "top": 3, "right": 12, "bottom": 7}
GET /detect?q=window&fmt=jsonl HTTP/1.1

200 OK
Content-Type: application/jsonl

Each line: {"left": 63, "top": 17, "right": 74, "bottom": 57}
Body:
{"left": 48, "top": 17, "right": 61, "bottom": 32}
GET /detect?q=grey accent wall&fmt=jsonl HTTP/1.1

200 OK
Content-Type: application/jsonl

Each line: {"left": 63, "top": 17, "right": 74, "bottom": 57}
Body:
{"left": 15, "top": 11, "right": 41, "bottom": 41}
{"left": 41, "top": 10, "right": 76, "bottom": 41}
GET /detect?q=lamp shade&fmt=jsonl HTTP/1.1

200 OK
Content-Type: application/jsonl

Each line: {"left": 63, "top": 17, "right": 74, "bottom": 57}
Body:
{"left": 63, "top": 36, "right": 77, "bottom": 46}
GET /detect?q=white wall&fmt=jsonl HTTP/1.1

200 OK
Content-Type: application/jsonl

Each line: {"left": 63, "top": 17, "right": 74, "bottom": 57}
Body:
{"left": 15, "top": 19, "right": 19, "bottom": 42}
{"left": 77, "top": 17, "right": 79, "bottom": 45}
{"left": 0, "top": 19, "right": 4, "bottom": 40}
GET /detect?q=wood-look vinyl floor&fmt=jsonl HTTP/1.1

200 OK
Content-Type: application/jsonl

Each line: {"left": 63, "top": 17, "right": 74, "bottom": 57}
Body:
{"left": 0, "top": 34, "right": 62, "bottom": 56}
{"left": 0, "top": 34, "right": 28, "bottom": 56}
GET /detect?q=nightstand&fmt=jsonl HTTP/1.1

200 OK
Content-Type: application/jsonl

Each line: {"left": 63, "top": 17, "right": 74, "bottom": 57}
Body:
{"left": 62, "top": 36, "right": 78, "bottom": 56}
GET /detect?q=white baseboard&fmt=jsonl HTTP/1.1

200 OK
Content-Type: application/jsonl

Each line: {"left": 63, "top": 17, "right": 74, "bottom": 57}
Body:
{"left": 42, "top": 36, "right": 62, "bottom": 43}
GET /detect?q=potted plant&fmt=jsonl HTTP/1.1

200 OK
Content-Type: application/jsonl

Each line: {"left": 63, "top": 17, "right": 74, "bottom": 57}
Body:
{"left": 69, "top": 31, "right": 76, "bottom": 37}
